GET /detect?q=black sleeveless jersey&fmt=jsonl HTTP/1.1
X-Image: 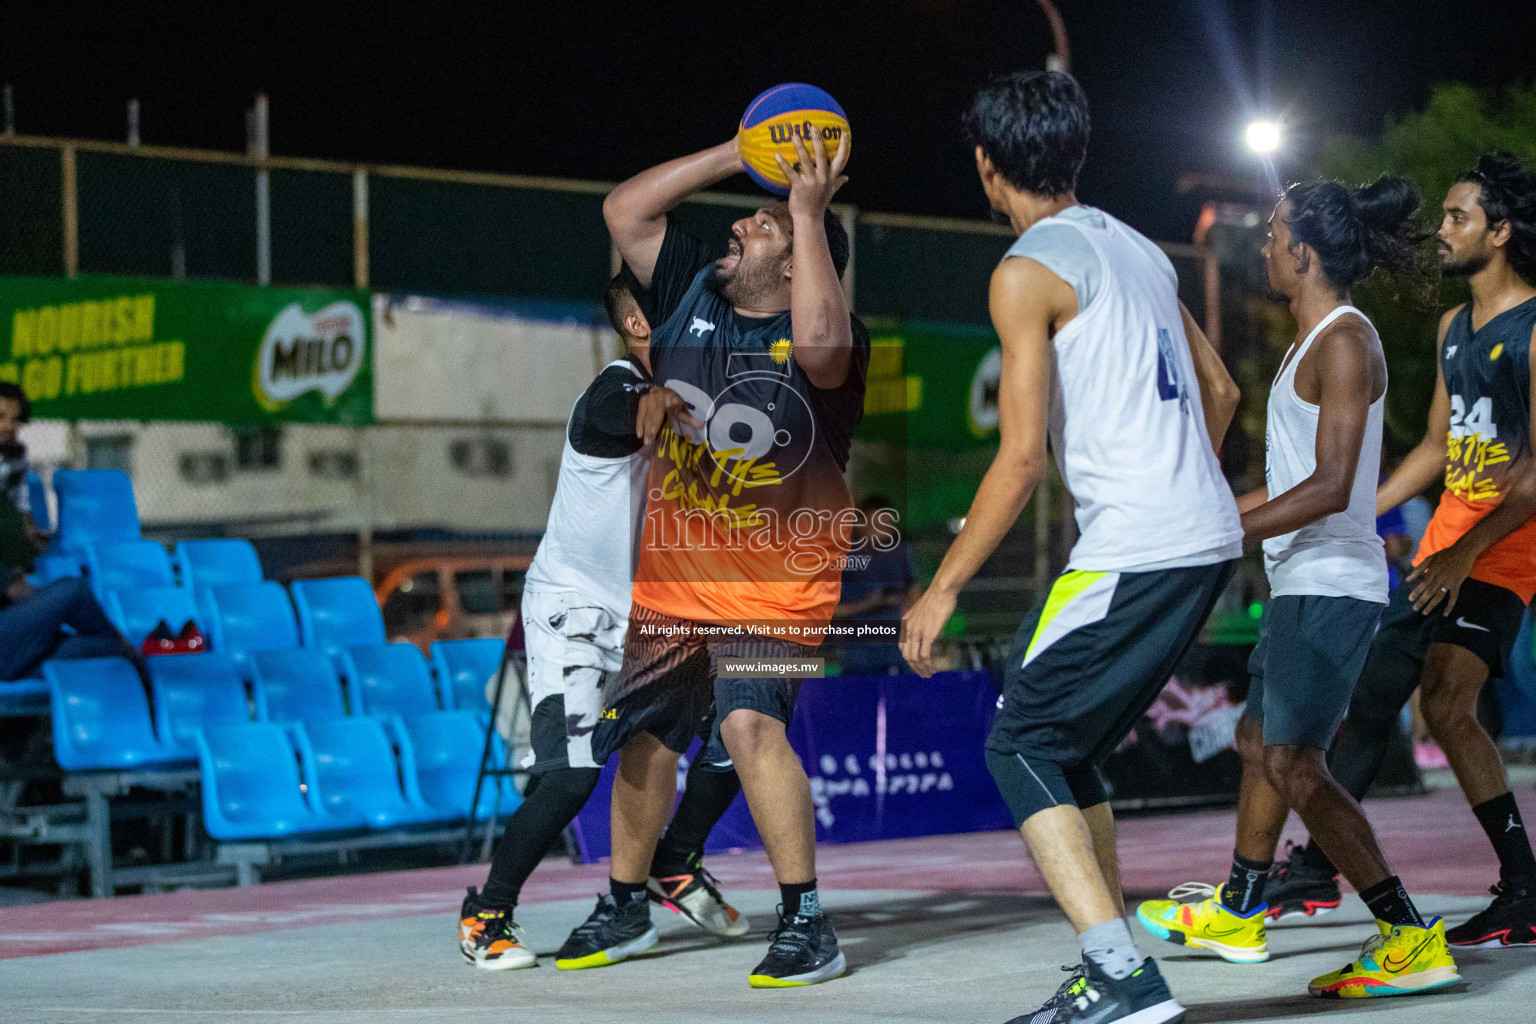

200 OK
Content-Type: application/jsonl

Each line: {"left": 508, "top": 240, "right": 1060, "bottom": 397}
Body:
{"left": 621, "top": 216, "right": 869, "bottom": 631}
{"left": 1439, "top": 297, "right": 1536, "bottom": 505}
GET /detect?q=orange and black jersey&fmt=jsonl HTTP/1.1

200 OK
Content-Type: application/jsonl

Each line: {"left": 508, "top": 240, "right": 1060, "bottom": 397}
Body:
{"left": 1417, "top": 297, "right": 1536, "bottom": 601}
{"left": 621, "top": 216, "right": 870, "bottom": 640}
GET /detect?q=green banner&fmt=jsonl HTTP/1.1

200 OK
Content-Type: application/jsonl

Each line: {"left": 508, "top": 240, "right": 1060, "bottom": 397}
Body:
{"left": 856, "top": 318, "right": 1002, "bottom": 449}
{"left": 0, "top": 276, "right": 372, "bottom": 424}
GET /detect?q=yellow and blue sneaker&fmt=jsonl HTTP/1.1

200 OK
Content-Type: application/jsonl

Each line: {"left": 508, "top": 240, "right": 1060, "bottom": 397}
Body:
{"left": 1308, "top": 918, "right": 1460, "bottom": 998}
{"left": 1136, "top": 882, "right": 1270, "bottom": 963}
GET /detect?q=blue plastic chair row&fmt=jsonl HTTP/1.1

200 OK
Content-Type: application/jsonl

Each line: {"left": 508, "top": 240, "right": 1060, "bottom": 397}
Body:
{"left": 197, "top": 714, "right": 521, "bottom": 840}
{"left": 44, "top": 638, "right": 507, "bottom": 773}
{"left": 42, "top": 654, "right": 520, "bottom": 840}
{"left": 254, "top": 640, "right": 503, "bottom": 719}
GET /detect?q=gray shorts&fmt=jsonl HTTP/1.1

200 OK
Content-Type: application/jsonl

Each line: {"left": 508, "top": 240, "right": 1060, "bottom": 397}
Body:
{"left": 1243, "top": 594, "right": 1383, "bottom": 748}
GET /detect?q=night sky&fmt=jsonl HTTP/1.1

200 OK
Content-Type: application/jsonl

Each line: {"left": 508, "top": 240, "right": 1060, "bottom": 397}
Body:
{"left": 6, "top": 1, "right": 1536, "bottom": 243}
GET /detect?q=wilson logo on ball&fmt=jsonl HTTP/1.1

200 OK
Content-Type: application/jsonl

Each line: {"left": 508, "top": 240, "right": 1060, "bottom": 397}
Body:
{"left": 737, "top": 83, "right": 851, "bottom": 196}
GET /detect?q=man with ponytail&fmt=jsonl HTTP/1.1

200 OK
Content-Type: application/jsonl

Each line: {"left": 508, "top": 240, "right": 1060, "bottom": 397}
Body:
{"left": 1270, "top": 152, "right": 1536, "bottom": 951}
{"left": 1138, "top": 175, "right": 1463, "bottom": 998}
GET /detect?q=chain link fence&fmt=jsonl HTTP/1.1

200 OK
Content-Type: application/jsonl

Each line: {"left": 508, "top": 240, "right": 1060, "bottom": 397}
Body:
{"left": 4, "top": 133, "right": 1233, "bottom": 640}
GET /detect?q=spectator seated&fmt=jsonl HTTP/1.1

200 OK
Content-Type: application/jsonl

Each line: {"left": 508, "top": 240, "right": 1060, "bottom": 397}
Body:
{"left": 147, "top": 653, "right": 251, "bottom": 758}
{"left": 197, "top": 723, "right": 359, "bottom": 840}
{"left": 251, "top": 648, "right": 349, "bottom": 723}
{"left": 341, "top": 643, "right": 439, "bottom": 717}
{"left": 290, "top": 577, "right": 385, "bottom": 670}
{"left": 174, "top": 539, "right": 262, "bottom": 592}
{"left": 44, "top": 656, "right": 184, "bottom": 770}
{"left": 3, "top": 577, "right": 135, "bottom": 683}
{"left": 430, "top": 637, "right": 506, "bottom": 711}
{"left": 51, "top": 469, "right": 140, "bottom": 556}
{"left": 294, "top": 718, "right": 441, "bottom": 828}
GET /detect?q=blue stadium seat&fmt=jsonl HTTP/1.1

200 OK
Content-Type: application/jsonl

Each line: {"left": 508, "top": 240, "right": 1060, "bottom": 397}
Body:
{"left": 106, "top": 586, "right": 202, "bottom": 648}
{"left": 52, "top": 469, "right": 140, "bottom": 555}
{"left": 196, "top": 723, "right": 360, "bottom": 840}
{"left": 25, "top": 471, "right": 50, "bottom": 531}
{"left": 429, "top": 638, "right": 506, "bottom": 711}
{"left": 43, "top": 657, "right": 185, "bottom": 770}
{"left": 290, "top": 577, "right": 385, "bottom": 669}
{"left": 250, "top": 648, "right": 348, "bottom": 723}
{"left": 174, "top": 539, "right": 262, "bottom": 592}
{"left": 146, "top": 653, "right": 251, "bottom": 758}
{"left": 203, "top": 582, "right": 299, "bottom": 670}
{"left": 340, "top": 643, "right": 440, "bottom": 717}
{"left": 392, "top": 711, "right": 521, "bottom": 820}
{"left": 85, "top": 539, "right": 175, "bottom": 603}
{"left": 29, "top": 552, "right": 82, "bottom": 585}
{"left": 293, "top": 718, "right": 441, "bottom": 828}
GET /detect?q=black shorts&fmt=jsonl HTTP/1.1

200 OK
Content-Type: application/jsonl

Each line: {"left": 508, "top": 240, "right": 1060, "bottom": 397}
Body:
{"left": 590, "top": 605, "right": 804, "bottom": 766}
{"left": 986, "top": 560, "right": 1236, "bottom": 769}
{"left": 1374, "top": 576, "right": 1526, "bottom": 677}
{"left": 1243, "top": 594, "right": 1383, "bottom": 748}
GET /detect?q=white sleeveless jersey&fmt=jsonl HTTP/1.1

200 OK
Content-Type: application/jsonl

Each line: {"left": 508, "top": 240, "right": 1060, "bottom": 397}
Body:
{"left": 524, "top": 360, "right": 649, "bottom": 618}
{"left": 1262, "top": 306, "right": 1388, "bottom": 603}
{"left": 1006, "top": 208, "right": 1242, "bottom": 571}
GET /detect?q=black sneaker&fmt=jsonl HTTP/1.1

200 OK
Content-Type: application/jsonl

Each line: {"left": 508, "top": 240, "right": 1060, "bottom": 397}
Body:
{"left": 1021, "top": 964, "right": 1088, "bottom": 1022}
{"left": 1005, "top": 956, "right": 1184, "bottom": 1024}
{"left": 554, "top": 894, "right": 658, "bottom": 970}
{"left": 1263, "top": 842, "right": 1341, "bottom": 924}
{"left": 458, "top": 887, "right": 535, "bottom": 970}
{"left": 1446, "top": 880, "right": 1536, "bottom": 948}
{"left": 747, "top": 906, "right": 846, "bottom": 988}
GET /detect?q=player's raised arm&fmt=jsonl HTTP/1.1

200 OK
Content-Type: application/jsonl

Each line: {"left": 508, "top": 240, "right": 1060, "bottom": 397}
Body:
{"left": 900, "top": 257, "right": 1060, "bottom": 676}
{"left": 602, "top": 141, "right": 742, "bottom": 288}
{"left": 777, "top": 132, "right": 854, "bottom": 389}
{"left": 1179, "top": 301, "right": 1240, "bottom": 449}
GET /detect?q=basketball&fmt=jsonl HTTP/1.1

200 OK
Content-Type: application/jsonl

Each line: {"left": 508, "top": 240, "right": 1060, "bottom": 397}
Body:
{"left": 736, "top": 83, "right": 851, "bottom": 196}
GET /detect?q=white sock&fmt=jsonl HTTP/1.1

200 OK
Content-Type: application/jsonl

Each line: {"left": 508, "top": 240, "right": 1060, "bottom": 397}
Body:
{"left": 1080, "top": 918, "right": 1145, "bottom": 981}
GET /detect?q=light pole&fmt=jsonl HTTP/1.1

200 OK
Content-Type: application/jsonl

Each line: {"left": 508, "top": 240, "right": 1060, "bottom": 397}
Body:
{"left": 1035, "top": 0, "right": 1070, "bottom": 73}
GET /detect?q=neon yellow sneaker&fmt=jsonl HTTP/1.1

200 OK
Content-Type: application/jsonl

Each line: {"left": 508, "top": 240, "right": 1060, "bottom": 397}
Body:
{"left": 1136, "top": 882, "right": 1270, "bottom": 963}
{"left": 1308, "top": 918, "right": 1460, "bottom": 998}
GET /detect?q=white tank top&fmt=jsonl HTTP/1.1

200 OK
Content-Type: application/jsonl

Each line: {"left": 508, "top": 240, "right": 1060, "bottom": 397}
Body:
{"left": 1262, "top": 305, "right": 1388, "bottom": 603}
{"left": 1006, "top": 208, "right": 1242, "bottom": 571}
{"left": 525, "top": 360, "right": 649, "bottom": 618}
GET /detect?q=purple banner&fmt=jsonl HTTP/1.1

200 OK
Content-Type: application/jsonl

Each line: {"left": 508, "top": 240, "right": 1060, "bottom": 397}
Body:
{"left": 570, "top": 670, "right": 1011, "bottom": 862}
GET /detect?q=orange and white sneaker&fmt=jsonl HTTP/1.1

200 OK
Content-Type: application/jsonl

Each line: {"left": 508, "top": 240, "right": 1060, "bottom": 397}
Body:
{"left": 647, "top": 863, "right": 750, "bottom": 937}
{"left": 459, "top": 887, "right": 536, "bottom": 970}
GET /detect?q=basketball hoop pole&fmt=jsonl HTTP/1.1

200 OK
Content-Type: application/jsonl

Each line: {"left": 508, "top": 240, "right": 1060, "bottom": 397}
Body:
{"left": 1035, "top": 0, "right": 1071, "bottom": 74}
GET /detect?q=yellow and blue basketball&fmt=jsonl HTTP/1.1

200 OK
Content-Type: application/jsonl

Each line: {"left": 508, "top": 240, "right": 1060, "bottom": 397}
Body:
{"left": 736, "top": 83, "right": 851, "bottom": 196}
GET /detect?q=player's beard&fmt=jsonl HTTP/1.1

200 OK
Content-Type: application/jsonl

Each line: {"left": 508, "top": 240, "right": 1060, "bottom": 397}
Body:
{"left": 1441, "top": 246, "right": 1490, "bottom": 278}
{"left": 709, "top": 252, "right": 789, "bottom": 308}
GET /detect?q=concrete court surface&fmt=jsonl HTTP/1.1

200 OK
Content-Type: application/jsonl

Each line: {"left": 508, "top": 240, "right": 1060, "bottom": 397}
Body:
{"left": 3, "top": 786, "right": 1535, "bottom": 1024}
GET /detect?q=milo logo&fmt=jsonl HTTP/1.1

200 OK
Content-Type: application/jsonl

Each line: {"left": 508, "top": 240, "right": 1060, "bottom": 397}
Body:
{"left": 254, "top": 301, "right": 365, "bottom": 410}
{"left": 968, "top": 346, "right": 1002, "bottom": 436}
